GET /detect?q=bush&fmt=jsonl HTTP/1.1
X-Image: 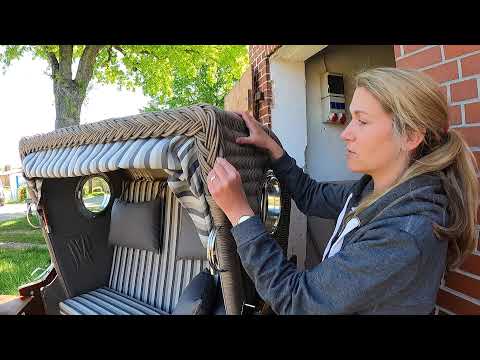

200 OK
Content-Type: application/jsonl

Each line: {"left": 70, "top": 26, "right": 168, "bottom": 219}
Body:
{"left": 18, "top": 185, "right": 27, "bottom": 202}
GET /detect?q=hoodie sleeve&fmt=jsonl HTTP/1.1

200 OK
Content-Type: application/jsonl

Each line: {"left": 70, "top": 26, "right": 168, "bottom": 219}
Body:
{"left": 271, "top": 151, "right": 356, "bottom": 219}
{"left": 231, "top": 215, "right": 421, "bottom": 315}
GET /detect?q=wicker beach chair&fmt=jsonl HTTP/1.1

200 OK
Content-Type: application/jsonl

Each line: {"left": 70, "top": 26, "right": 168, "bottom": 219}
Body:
{"left": 18, "top": 104, "right": 291, "bottom": 315}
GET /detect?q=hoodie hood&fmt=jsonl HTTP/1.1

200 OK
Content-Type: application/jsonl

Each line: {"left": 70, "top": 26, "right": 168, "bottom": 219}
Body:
{"left": 350, "top": 173, "right": 449, "bottom": 228}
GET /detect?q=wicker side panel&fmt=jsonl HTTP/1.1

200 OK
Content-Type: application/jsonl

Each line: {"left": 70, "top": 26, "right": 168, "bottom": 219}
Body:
{"left": 209, "top": 110, "right": 291, "bottom": 315}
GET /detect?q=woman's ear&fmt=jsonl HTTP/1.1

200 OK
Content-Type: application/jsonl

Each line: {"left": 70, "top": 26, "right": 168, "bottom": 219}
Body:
{"left": 405, "top": 129, "right": 425, "bottom": 152}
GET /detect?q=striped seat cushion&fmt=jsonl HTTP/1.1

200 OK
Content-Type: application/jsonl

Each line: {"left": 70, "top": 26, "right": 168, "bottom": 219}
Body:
{"left": 59, "top": 286, "right": 168, "bottom": 315}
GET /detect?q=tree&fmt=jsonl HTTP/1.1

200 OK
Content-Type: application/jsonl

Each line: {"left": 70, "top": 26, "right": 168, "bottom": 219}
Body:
{"left": 0, "top": 45, "right": 249, "bottom": 129}
{"left": 142, "top": 46, "right": 248, "bottom": 111}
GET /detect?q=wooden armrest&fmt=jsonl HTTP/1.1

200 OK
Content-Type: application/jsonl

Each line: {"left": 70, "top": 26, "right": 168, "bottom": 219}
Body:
{"left": 17, "top": 265, "right": 57, "bottom": 315}
{"left": 18, "top": 265, "right": 56, "bottom": 297}
{"left": 0, "top": 295, "right": 33, "bottom": 315}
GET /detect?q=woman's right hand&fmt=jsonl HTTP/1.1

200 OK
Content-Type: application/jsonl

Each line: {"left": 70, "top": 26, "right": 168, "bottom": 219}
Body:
{"left": 232, "top": 111, "right": 285, "bottom": 160}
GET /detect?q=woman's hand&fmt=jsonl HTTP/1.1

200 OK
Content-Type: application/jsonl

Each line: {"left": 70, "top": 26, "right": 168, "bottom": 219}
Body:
{"left": 232, "top": 111, "right": 285, "bottom": 160}
{"left": 207, "top": 157, "right": 254, "bottom": 226}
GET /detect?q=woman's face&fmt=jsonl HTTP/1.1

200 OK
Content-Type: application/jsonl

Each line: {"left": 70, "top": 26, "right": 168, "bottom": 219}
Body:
{"left": 340, "top": 87, "right": 405, "bottom": 175}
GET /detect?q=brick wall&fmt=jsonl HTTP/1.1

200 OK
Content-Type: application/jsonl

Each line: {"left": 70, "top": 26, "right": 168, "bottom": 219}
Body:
{"left": 396, "top": 45, "right": 480, "bottom": 315}
{"left": 248, "top": 45, "right": 281, "bottom": 124}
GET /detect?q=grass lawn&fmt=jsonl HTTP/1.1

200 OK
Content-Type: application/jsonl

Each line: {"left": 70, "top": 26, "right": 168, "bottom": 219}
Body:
{"left": 0, "top": 248, "right": 51, "bottom": 295}
{"left": 0, "top": 216, "right": 45, "bottom": 245}
{"left": 0, "top": 216, "right": 50, "bottom": 295}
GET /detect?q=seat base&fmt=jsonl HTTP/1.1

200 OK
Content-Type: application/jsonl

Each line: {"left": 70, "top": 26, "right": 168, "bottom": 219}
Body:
{"left": 59, "top": 287, "right": 168, "bottom": 315}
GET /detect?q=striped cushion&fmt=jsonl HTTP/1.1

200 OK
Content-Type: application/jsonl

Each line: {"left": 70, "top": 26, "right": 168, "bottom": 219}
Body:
{"left": 59, "top": 286, "right": 168, "bottom": 315}
{"left": 108, "top": 180, "right": 210, "bottom": 314}
{"left": 22, "top": 135, "right": 212, "bottom": 247}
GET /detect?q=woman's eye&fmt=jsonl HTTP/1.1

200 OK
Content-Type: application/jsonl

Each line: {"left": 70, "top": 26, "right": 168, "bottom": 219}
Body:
{"left": 358, "top": 119, "right": 367, "bottom": 125}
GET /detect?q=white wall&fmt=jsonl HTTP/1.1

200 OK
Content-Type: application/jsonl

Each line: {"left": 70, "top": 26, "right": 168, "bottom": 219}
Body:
{"left": 305, "top": 45, "right": 396, "bottom": 182}
{"left": 270, "top": 60, "right": 308, "bottom": 167}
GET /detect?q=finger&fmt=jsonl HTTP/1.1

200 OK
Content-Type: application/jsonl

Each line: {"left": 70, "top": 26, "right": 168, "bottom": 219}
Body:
{"left": 235, "top": 136, "right": 254, "bottom": 145}
{"left": 240, "top": 112, "right": 258, "bottom": 134}
{"left": 213, "top": 158, "right": 229, "bottom": 181}
{"left": 216, "top": 157, "right": 238, "bottom": 176}
{"left": 242, "top": 111, "right": 258, "bottom": 123}
{"left": 207, "top": 168, "right": 218, "bottom": 193}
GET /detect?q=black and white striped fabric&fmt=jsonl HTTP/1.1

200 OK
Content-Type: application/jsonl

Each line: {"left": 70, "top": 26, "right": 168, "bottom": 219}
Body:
{"left": 109, "top": 183, "right": 210, "bottom": 313}
{"left": 22, "top": 135, "right": 212, "bottom": 246}
{"left": 59, "top": 286, "right": 168, "bottom": 315}
{"left": 60, "top": 181, "right": 211, "bottom": 315}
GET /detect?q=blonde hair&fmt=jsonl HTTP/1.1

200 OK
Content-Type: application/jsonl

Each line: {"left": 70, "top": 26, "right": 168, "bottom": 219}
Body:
{"left": 346, "top": 67, "right": 479, "bottom": 270}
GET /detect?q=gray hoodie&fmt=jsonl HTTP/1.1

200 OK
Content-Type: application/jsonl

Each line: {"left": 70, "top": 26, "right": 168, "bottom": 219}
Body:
{"left": 231, "top": 151, "right": 448, "bottom": 314}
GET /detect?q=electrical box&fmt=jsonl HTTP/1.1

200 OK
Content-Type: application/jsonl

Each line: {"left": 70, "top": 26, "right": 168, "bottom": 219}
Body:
{"left": 320, "top": 72, "right": 347, "bottom": 125}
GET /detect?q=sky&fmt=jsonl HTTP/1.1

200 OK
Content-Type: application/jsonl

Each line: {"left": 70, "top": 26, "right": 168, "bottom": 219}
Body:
{"left": 0, "top": 56, "right": 150, "bottom": 168}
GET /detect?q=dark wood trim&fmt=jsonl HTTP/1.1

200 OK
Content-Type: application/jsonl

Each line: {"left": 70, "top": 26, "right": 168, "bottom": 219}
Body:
{"left": 18, "top": 266, "right": 57, "bottom": 315}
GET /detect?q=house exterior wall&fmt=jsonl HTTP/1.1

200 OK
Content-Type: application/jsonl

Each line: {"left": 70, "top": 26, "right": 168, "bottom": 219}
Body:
{"left": 395, "top": 45, "right": 480, "bottom": 315}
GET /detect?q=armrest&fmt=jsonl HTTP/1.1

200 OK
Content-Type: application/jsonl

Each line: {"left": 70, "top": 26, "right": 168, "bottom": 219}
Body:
{"left": 17, "top": 265, "right": 57, "bottom": 315}
{"left": 0, "top": 295, "right": 33, "bottom": 315}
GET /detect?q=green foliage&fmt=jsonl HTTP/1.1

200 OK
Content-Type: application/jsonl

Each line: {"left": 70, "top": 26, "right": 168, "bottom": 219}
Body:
{"left": 142, "top": 45, "right": 249, "bottom": 110}
{"left": 0, "top": 45, "right": 249, "bottom": 112}
{"left": 17, "top": 185, "right": 27, "bottom": 202}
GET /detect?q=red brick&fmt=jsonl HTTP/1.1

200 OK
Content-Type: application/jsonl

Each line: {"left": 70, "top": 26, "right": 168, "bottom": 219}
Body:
{"left": 436, "top": 288, "right": 480, "bottom": 314}
{"left": 448, "top": 105, "right": 462, "bottom": 125}
{"left": 465, "top": 102, "right": 480, "bottom": 124}
{"left": 403, "top": 45, "right": 427, "bottom": 54}
{"left": 444, "top": 45, "right": 480, "bottom": 60}
{"left": 258, "top": 60, "right": 267, "bottom": 73}
{"left": 259, "top": 103, "right": 270, "bottom": 114}
{"left": 258, "top": 72, "right": 270, "bottom": 83}
{"left": 259, "top": 114, "right": 270, "bottom": 123}
{"left": 460, "top": 253, "right": 480, "bottom": 277}
{"left": 396, "top": 46, "right": 442, "bottom": 70}
{"left": 473, "top": 151, "right": 480, "bottom": 169}
{"left": 445, "top": 271, "right": 480, "bottom": 299}
{"left": 394, "top": 45, "right": 402, "bottom": 59}
{"left": 461, "top": 53, "right": 480, "bottom": 77}
{"left": 424, "top": 61, "right": 459, "bottom": 83}
{"left": 259, "top": 108, "right": 269, "bottom": 117}
{"left": 450, "top": 79, "right": 478, "bottom": 102}
{"left": 265, "top": 88, "right": 272, "bottom": 98}
{"left": 455, "top": 126, "right": 480, "bottom": 147}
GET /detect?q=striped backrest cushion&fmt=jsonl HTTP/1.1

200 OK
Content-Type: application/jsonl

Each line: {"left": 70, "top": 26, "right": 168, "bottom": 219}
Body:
{"left": 108, "top": 180, "right": 210, "bottom": 313}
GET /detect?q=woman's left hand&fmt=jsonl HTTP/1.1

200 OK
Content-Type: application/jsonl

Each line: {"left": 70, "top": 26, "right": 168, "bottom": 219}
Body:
{"left": 207, "top": 157, "right": 254, "bottom": 226}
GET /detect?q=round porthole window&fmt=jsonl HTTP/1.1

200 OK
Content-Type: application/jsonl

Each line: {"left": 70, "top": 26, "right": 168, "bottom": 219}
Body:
{"left": 78, "top": 175, "right": 112, "bottom": 215}
{"left": 260, "top": 170, "right": 282, "bottom": 234}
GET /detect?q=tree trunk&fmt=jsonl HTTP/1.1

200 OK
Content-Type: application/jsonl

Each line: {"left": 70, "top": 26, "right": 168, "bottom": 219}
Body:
{"left": 53, "top": 78, "right": 84, "bottom": 129}
{"left": 48, "top": 45, "right": 104, "bottom": 129}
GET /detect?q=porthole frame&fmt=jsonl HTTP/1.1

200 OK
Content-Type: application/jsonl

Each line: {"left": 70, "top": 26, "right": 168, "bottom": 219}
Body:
{"left": 76, "top": 174, "right": 113, "bottom": 218}
{"left": 260, "top": 169, "right": 282, "bottom": 235}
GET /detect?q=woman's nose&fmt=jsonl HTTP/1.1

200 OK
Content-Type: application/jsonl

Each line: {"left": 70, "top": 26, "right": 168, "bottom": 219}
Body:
{"left": 340, "top": 121, "right": 354, "bottom": 142}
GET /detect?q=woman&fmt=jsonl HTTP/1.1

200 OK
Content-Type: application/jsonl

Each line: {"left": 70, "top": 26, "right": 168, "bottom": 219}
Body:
{"left": 207, "top": 67, "right": 479, "bottom": 315}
